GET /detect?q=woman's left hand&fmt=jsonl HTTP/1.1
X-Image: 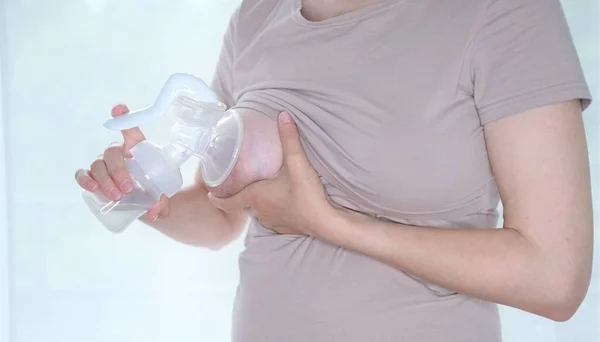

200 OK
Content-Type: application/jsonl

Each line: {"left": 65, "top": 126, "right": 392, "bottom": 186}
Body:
{"left": 208, "top": 111, "right": 337, "bottom": 237}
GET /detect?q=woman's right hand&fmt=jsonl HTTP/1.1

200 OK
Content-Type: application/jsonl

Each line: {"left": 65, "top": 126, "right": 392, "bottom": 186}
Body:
{"left": 75, "top": 104, "right": 170, "bottom": 222}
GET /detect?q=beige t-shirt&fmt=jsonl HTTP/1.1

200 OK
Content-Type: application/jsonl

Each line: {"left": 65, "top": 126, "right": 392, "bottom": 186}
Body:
{"left": 211, "top": 0, "right": 592, "bottom": 341}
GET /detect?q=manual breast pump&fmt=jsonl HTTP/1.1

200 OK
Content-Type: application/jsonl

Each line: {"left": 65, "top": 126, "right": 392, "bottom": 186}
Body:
{"left": 81, "top": 73, "right": 243, "bottom": 233}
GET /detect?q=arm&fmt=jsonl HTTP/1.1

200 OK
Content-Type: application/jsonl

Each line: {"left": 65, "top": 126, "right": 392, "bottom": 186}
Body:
{"left": 141, "top": 174, "right": 248, "bottom": 250}
{"left": 323, "top": 100, "right": 594, "bottom": 321}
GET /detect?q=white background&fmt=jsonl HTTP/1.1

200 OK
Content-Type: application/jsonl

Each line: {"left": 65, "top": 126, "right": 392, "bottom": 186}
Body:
{"left": 0, "top": 1, "right": 598, "bottom": 341}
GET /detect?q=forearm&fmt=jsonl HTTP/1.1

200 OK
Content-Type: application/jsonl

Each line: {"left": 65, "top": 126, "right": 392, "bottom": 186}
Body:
{"left": 143, "top": 183, "right": 248, "bottom": 249}
{"left": 326, "top": 209, "right": 586, "bottom": 321}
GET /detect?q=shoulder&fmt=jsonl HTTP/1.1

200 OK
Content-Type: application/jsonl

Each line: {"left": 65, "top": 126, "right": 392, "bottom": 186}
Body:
{"left": 231, "top": 0, "right": 285, "bottom": 29}
{"left": 225, "top": 0, "right": 286, "bottom": 48}
{"left": 469, "top": 0, "right": 590, "bottom": 124}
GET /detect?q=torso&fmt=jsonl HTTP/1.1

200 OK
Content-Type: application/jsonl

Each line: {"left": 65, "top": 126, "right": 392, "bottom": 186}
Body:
{"left": 220, "top": 0, "right": 504, "bottom": 340}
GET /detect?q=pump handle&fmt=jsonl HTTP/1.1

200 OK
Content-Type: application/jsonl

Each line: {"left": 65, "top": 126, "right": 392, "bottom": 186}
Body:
{"left": 103, "top": 73, "right": 222, "bottom": 131}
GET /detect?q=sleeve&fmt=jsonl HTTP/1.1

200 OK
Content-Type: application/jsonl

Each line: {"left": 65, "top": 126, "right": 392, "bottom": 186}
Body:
{"left": 211, "top": 7, "right": 240, "bottom": 108}
{"left": 471, "top": 0, "right": 592, "bottom": 125}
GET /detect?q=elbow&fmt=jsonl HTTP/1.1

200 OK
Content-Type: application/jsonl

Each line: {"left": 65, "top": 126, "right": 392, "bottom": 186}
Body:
{"left": 204, "top": 219, "right": 246, "bottom": 251}
{"left": 188, "top": 234, "right": 234, "bottom": 251}
{"left": 177, "top": 223, "right": 243, "bottom": 250}
{"left": 543, "top": 300, "right": 580, "bottom": 322}
{"left": 542, "top": 296, "right": 583, "bottom": 322}
{"left": 538, "top": 272, "right": 591, "bottom": 322}
{"left": 177, "top": 236, "right": 230, "bottom": 250}
{"left": 201, "top": 236, "right": 230, "bottom": 251}
{"left": 206, "top": 242, "right": 228, "bottom": 251}
{"left": 205, "top": 232, "right": 236, "bottom": 251}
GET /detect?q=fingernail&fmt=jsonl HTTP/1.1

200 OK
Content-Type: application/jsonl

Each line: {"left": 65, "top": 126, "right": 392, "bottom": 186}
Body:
{"left": 110, "top": 188, "right": 122, "bottom": 201}
{"left": 278, "top": 111, "right": 292, "bottom": 125}
{"left": 89, "top": 182, "right": 99, "bottom": 191}
{"left": 120, "top": 179, "right": 134, "bottom": 193}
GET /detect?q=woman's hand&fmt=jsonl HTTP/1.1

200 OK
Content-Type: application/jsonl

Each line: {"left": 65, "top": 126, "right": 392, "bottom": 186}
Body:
{"left": 208, "top": 111, "right": 338, "bottom": 237}
{"left": 74, "top": 104, "right": 169, "bottom": 222}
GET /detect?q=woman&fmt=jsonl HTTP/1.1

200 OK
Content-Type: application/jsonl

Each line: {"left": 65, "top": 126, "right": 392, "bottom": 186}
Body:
{"left": 75, "top": 0, "right": 594, "bottom": 341}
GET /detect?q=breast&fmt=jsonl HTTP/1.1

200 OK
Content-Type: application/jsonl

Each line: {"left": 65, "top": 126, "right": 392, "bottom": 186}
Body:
{"left": 206, "top": 107, "right": 283, "bottom": 198}
{"left": 230, "top": 0, "right": 497, "bottom": 222}
{"left": 235, "top": 83, "right": 497, "bottom": 224}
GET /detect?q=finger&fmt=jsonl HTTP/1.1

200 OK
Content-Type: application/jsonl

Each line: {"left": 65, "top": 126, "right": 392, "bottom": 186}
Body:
{"left": 277, "top": 111, "right": 311, "bottom": 172}
{"left": 145, "top": 196, "right": 170, "bottom": 222}
{"left": 103, "top": 145, "right": 134, "bottom": 194}
{"left": 111, "top": 104, "right": 145, "bottom": 152}
{"left": 111, "top": 104, "right": 130, "bottom": 117}
{"left": 157, "top": 195, "right": 171, "bottom": 217}
{"left": 90, "top": 158, "right": 122, "bottom": 201}
{"left": 207, "top": 186, "right": 255, "bottom": 213}
{"left": 75, "top": 169, "right": 99, "bottom": 192}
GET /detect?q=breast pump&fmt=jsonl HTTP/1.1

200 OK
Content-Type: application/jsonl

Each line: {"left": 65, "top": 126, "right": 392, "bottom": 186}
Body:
{"left": 81, "top": 73, "right": 243, "bottom": 233}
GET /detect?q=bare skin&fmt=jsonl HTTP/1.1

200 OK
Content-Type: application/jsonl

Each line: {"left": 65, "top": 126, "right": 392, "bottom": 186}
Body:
{"left": 207, "top": 108, "right": 283, "bottom": 198}
{"left": 75, "top": 104, "right": 282, "bottom": 249}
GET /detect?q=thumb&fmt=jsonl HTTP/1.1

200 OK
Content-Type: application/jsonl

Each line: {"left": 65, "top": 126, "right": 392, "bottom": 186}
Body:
{"left": 207, "top": 186, "right": 255, "bottom": 213}
{"left": 277, "top": 112, "right": 309, "bottom": 169}
{"left": 111, "top": 104, "right": 146, "bottom": 152}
